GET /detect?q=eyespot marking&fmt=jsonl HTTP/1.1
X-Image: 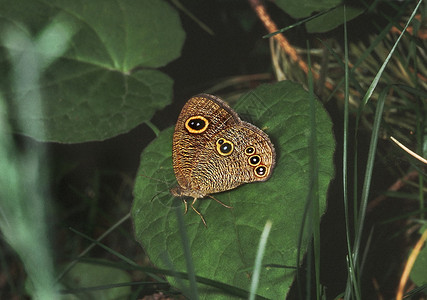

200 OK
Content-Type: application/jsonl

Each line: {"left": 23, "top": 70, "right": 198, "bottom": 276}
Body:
{"left": 245, "top": 146, "right": 255, "bottom": 155}
{"left": 216, "top": 138, "right": 234, "bottom": 156}
{"left": 248, "top": 155, "right": 261, "bottom": 166}
{"left": 185, "top": 116, "right": 209, "bottom": 133}
{"left": 255, "top": 165, "right": 268, "bottom": 178}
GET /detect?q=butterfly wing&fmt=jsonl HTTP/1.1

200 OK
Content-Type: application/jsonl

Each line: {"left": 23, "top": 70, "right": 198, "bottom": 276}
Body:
{"left": 172, "top": 94, "right": 241, "bottom": 196}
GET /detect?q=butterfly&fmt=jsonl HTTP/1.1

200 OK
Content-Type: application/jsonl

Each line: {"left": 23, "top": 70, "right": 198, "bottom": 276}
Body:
{"left": 170, "top": 94, "right": 275, "bottom": 226}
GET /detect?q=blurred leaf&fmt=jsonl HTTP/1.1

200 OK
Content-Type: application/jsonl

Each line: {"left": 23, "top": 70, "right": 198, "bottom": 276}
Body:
{"left": 60, "top": 261, "right": 132, "bottom": 300}
{"left": 0, "top": 0, "right": 184, "bottom": 142}
{"left": 132, "top": 81, "right": 335, "bottom": 299}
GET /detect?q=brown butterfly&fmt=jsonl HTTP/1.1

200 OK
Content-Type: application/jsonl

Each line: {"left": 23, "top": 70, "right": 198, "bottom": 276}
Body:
{"left": 170, "top": 94, "right": 275, "bottom": 226}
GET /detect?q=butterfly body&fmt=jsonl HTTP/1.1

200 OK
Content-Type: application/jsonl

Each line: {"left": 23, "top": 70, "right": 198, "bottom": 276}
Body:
{"left": 171, "top": 94, "right": 275, "bottom": 225}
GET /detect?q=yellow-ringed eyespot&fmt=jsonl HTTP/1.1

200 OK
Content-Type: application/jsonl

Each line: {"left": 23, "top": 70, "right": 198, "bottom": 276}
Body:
{"left": 244, "top": 146, "right": 255, "bottom": 155}
{"left": 248, "top": 155, "right": 261, "bottom": 166}
{"left": 216, "top": 138, "right": 234, "bottom": 156}
{"left": 255, "top": 165, "right": 268, "bottom": 178}
{"left": 185, "top": 116, "right": 209, "bottom": 133}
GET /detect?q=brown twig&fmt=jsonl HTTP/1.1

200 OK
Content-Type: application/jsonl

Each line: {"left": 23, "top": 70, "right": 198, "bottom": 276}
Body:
{"left": 248, "top": 0, "right": 334, "bottom": 91}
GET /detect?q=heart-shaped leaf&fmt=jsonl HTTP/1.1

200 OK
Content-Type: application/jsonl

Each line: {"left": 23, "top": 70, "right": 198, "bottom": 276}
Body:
{"left": 0, "top": 0, "right": 184, "bottom": 142}
{"left": 132, "top": 81, "right": 335, "bottom": 299}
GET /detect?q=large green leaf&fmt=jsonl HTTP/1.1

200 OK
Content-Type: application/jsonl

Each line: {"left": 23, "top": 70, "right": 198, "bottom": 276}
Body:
{"left": 0, "top": 0, "right": 184, "bottom": 142}
{"left": 132, "top": 81, "right": 335, "bottom": 299}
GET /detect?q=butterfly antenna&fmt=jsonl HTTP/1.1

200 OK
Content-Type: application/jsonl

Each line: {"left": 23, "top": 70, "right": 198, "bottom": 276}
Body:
{"left": 139, "top": 172, "right": 171, "bottom": 184}
{"left": 139, "top": 171, "right": 175, "bottom": 203}
{"left": 150, "top": 189, "right": 169, "bottom": 202}
{"left": 207, "top": 195, "right": 233, "bottom": 209}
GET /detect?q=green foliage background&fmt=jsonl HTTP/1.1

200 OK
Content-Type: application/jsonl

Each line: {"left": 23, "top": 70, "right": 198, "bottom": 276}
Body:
{"left": 0, "top": 0, "right": 425, "bottom": 299}
{"left": 0, "top": 0, "right": 183, "bottom": 142}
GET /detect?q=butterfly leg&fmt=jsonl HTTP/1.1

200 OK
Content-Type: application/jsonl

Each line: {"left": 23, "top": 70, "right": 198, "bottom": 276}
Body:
{"left": 208, "top": 195, "right": 233, "bottom": 209}
{"left": 190, "top": 198, "right": 207, "bottom": 227}
{"left": 183, "top": 199, "right": 188, "bottom": 214}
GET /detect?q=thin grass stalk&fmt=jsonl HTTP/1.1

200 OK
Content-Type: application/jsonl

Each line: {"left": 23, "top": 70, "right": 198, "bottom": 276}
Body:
{"left": 160, "top": 249, "right": 189, "bottom": 297}
{"left": 347, "top": 1, "right": 412, "bottom": 101}
{"left": 263, "top": 6, "right": 336, "bottom": 38}
{"left": 355, "top": 0, "right": 421, "bottom": 118}
{"left": 61, "top": 280, "right": 169, "bottom": 295}
{"left": 296, "top": 153, "right": 320, "bottom": 299}
{"left": 56, "top": 213, "right": 131, "bottom": 282}
{"left": 344, "top": 2, "right": 422, "bottom": 298}
{"left": 353, "top": 0, "right": 422, "bottom": 258}
{"left": 170, "top": 0, "right": 214, "bottom": 35}
{"left": 346, "top": 90, "right": 386, "bottom": 300}
{"left": 176, "top": 206, "right": 199, "bottom": 299}
{"left": 352, "top": 0, "right": 411, "bottom": 75}
{"left": 249, "top": 220, "right": 272, "bottom": 300}
{"left": 295, "top": 192, "right": 311, "bottom": 299}
{"left": 415, "top": 98, "right": 426, "bottom": 218}
{"left": 70, "top": 228, "right": 270, "bottom": 299}
{"left": 419, "top": 173, "right": 425, "bottom": 219}
{"left": 306, "top": 41, "right": 322, "bottom": 299}
{"left": 342, "top": 5, "right": 361, "bottom": 300}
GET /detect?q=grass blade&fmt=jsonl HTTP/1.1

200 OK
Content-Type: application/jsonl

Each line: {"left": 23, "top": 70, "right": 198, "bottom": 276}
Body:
{"left": 249, "top": 220, "right": 272, "bottom": 300}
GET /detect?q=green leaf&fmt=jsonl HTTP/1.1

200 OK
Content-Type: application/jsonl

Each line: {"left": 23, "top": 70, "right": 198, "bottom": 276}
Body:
{"left": 0, "top": 0, "right": 184, "bottom": 142}
{"left": 274, "top": 0, "right": 364, "bottom": 33}
{"left": 59, "top": 261, "right": 132, "bottom": 299}
{"left": 132, "top": 81, "right": 335, "bottom": 299}
{"left": 275, "top": 0, "right": 341, "bottom": 19}
{"left": 305, "top": 5, "right": 364, "bottom": 33}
